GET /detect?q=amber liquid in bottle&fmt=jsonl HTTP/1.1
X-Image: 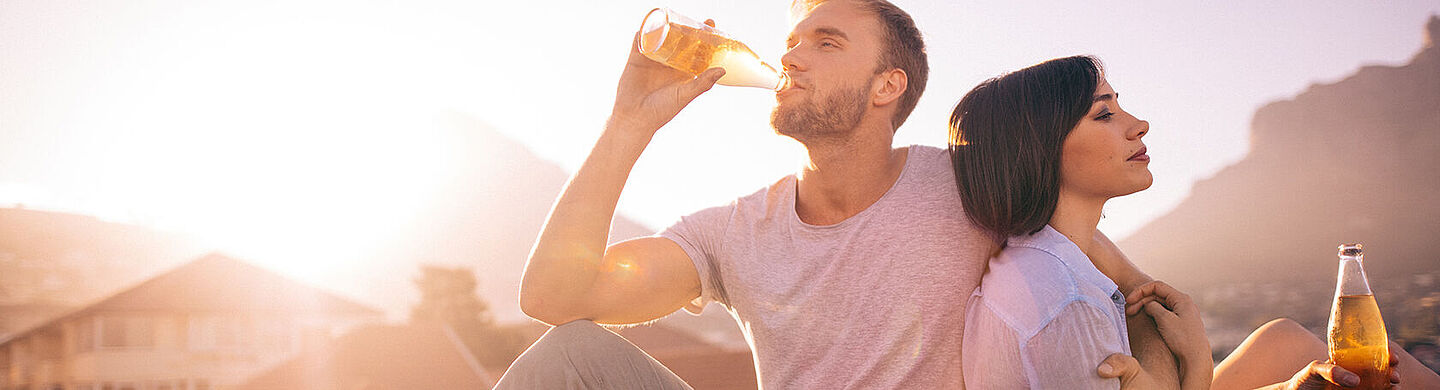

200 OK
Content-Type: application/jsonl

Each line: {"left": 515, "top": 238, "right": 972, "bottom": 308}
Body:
{"left": 1325, "top": 244, "right": 1390, "bottom": 389}
{"left": 638, "top": 8, "right": 786, "bottom": 90}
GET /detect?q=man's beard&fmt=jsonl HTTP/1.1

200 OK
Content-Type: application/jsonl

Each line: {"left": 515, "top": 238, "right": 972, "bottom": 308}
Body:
{"left": 770, "top": 81, "right": 870, "bottom": 141}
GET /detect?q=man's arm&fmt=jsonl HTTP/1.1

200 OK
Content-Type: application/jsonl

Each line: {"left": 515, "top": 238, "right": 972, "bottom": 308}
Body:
{"left": 518, "top": 32, "right": 726, "bottom": 326}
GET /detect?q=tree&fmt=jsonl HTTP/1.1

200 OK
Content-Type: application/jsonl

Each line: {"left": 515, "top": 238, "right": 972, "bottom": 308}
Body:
{"left": 410, "top": 265, "right": 492, "bottom": 329}
{"left": 409, "top": 265, "right": 527, "bottom": 368}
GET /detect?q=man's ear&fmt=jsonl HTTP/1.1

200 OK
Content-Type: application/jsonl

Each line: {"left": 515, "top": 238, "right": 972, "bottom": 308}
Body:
{"left": 872, "top": 68, "right": 908, "bottom": 106}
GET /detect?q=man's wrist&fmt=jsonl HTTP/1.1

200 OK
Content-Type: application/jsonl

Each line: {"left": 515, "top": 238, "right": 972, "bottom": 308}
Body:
{"left": 600, "top": 116, "right": 659, "bottom": 155}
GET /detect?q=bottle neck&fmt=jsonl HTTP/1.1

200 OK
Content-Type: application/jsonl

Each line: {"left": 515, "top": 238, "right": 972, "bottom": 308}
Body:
{"left": 1335, "top": 255, "right": 1374, "bottom": 297}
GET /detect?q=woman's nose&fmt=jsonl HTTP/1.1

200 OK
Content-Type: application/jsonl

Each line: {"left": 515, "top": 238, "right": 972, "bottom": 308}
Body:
{"left": 1129, "top": 119, "right": 1150, "bottom": 139}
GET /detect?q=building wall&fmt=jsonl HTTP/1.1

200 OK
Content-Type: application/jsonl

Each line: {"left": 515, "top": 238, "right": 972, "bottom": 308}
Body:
{"left": 2, "top": 312, "right": 376, "bottom": 390}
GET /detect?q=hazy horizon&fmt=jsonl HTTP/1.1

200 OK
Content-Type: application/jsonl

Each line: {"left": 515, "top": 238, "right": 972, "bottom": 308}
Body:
{"left": 3, "top": 0, "right": 1438, "bottom": 287}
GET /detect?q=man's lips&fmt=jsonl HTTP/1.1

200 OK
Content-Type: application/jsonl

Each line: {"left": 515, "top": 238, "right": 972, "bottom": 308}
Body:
{"left": 1128, "top": 146, "right": 1149, "bottom": 162}
{"left": 776, "top": 81, "right": 804, "bottom": 98}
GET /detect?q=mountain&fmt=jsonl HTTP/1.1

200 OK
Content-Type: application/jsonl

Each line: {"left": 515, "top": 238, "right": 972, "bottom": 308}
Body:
{"left": 1119, "top": 16, "right": 1440, "bottom": 291}
{"left": 0, "top": 207, "right": 208, "bottom": 336}
{"left": 347, "top": 112, "right": 658, "bottom": 324}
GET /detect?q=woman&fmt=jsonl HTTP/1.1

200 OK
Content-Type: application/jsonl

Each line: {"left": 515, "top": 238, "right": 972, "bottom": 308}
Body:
{"left": 949, "top": 56, "right": 1434, "bottom": 389}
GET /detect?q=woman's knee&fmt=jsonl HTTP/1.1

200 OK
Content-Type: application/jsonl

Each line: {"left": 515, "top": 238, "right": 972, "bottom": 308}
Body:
{"left": 1243, "top": 318, "right": 1327, "bottom": 357}
{"left": 1253, "top": 319, "right": 1314, "bottom": 343}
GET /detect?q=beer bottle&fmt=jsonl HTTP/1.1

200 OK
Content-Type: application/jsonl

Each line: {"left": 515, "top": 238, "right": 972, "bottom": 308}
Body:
{"left": 638, "top": 8, "right": 788, "bottom": 91}
{"left": 1326, "top": 243, "right": 1390, "bottom": 389}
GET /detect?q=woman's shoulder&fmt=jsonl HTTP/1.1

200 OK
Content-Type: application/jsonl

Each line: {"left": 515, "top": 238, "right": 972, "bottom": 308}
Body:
{"left": 972, "top": 245, "right": 1088, "bottom": 333}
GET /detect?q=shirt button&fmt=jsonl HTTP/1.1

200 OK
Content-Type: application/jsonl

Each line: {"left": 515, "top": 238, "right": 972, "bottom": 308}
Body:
{"left": 1111, "top": 291, "right": 1123, "bottom": 302}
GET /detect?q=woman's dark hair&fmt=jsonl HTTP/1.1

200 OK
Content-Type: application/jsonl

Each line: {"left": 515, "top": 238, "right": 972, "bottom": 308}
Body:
{"left": 948, "top": 55, "right": 1103, "bottom": 241}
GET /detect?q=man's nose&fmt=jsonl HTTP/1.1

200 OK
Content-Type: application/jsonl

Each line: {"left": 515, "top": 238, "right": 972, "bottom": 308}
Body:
{"left": 781, "top": 47, "right": 805, "bottom": 73}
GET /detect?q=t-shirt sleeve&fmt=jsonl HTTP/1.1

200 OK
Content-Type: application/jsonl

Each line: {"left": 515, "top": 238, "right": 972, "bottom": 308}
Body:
{"left": 1023, "top": 301, "right": 1126, "bottom": 390}
{"left": 657, "top": 203, "right": 734, "bottom": 314}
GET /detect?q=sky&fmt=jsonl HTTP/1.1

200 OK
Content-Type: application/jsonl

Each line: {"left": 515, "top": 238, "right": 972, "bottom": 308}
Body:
{"left": 2, "top": 0, "right": 1438, "bottom": 285}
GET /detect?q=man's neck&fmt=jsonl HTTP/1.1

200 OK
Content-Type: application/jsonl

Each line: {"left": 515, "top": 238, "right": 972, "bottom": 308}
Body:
{"left": 793, "top": 124, "right": 907, "bottom": 226}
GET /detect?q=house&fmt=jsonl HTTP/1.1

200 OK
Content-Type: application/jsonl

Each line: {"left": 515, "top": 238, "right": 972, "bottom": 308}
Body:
{"left": 616, "top": 324, "right": 757, "bottom": 390}
{"left": 0, "top": 254, "right": 383, "bottom": 390}
{"left": 236, "top": 323, "right": 493, "bottom": 389}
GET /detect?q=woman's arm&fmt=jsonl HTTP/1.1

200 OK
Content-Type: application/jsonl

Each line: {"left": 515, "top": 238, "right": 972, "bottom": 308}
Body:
{"left": 1026, "top": 301, "right": 1137, "bottom": 389}
{"left": 1088, "top": 232, "right": 1186, "bottom": 389}
{"left": 1128, "top": 281, "right": 1214, "bottom": 390}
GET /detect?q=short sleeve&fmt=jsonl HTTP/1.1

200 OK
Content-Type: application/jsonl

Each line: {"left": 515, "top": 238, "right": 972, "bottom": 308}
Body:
{"left": 962, "top": 291, "right": 1031, "bottom": 389}
{"left": 657, "top": 203, "right": 735, "bottom": 314}
{"left": 1023, "top": 301, "right": 1125, "bottom": 390}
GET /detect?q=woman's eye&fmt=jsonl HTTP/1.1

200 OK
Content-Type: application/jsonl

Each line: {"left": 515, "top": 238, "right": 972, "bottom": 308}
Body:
{"left": 1096, "top": 112, "right": 1113, "bottom": 121}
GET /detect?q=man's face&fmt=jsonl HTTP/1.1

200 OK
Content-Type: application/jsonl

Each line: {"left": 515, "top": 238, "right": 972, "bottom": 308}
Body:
{"left": 770, "top": 1, "right": 885, "bottom": 140}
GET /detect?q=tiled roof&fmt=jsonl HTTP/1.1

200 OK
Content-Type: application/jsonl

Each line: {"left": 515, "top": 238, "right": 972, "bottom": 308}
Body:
{"left": 0, "top": 253, "right": 380, "bottom": 345}
{"left": 237, "top": 323, "right": 494, "bottom": 389}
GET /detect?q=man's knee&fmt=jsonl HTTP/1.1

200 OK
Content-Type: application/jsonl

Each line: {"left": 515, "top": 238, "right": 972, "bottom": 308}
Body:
{"left": 497, "top": 320, "right": 611, "bottom": 388}
{"left": 498, "top": 320, "right": 691, "bottom": 390}
{"left": 513, "top": 320, "right": 613, "bottom": 361}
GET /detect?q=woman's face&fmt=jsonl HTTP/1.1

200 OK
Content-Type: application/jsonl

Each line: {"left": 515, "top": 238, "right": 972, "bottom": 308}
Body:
{"left": 1059, "top": 77, "right": 1152, "bottom": 200}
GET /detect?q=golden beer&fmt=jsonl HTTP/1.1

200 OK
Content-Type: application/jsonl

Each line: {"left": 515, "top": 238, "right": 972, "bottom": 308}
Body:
{"left": 1326, "top": 244, "right": 1390, "bottom": 389}
{"left": 638, "top": 8, "right": 787, "bottom": 90}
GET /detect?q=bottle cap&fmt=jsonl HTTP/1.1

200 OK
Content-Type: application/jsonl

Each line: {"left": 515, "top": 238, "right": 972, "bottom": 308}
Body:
{"left": 1338, "top": 243, "right": 1363, "bottom": 257}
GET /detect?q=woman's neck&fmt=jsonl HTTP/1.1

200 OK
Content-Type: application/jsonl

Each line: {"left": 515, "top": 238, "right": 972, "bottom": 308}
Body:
{"left": 1050, "top": 190, "right": 1152, "bottom": 291}
{"left": 1049, "top": 190, "right": 1106, "bottom": 257}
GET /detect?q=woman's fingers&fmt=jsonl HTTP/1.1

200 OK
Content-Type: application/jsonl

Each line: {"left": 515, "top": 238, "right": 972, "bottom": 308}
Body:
{"left": 1126, "top": 295, "right": 1160, "bottom": 316}
{"left": 1126, "top": 280, "right": 1180, "bottom": 304}
{"left": 1126, "top": 280, "right": 1196, "bottom": 316}
{"left": 1292, "top": 360, "right": 1361, "bottom": 388}
{"left": 1142, "top": 300, "right": 1179, "bottom": 326}
{"left": 1388, "top": 349, "right": 1402, "bottom": 385}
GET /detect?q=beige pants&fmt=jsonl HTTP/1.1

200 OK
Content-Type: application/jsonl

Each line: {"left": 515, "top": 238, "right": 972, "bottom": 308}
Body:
{"left": 493, "top": 320, "right": 693, "bottom": 390}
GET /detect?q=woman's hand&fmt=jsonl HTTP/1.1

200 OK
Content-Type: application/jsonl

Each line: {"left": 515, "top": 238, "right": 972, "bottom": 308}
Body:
{"left": 1127, "top": 280, "right": 1213, "bottom": 389}
{"left": 1269, "top": 352, "right": 1401, "bottom": 390}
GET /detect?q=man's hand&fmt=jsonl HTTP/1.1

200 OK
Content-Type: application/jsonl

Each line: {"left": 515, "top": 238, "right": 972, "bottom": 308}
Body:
{"left": 1099, "top": 353, "right": 1169, "bottom": 389}
{"left": 608, "top": 20, "right": 726, "bottom": 137}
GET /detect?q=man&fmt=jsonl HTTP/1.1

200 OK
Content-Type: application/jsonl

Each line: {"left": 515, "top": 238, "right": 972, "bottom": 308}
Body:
{"left": 497, "top": 0, "right": 1180, "bottom": 388}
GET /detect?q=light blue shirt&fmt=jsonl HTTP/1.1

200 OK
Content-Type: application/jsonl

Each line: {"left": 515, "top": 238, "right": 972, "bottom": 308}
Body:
{"left": 962, "top": 225, "right": 1131, "bottom": 389}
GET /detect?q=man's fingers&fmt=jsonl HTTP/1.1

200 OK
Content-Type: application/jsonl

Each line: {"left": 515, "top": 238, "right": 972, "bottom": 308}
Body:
{"left": 1097, "top": 353, "right": 1140, "bottom": 381}
{"left": 677, "top": 68, "right": 725, "bottom": 103}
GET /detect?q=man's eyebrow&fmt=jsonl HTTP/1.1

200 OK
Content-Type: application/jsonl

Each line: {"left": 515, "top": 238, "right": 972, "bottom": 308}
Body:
{"left": 813, "top": 26, "right": 848, "bottom": 40}
{"left": 787, "top": 26, "right": 848, "bottom": 47}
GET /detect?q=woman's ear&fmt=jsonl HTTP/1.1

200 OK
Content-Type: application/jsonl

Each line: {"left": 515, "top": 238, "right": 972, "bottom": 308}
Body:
{"left": 872, "top": 68, "right": 908, "bottom": 106}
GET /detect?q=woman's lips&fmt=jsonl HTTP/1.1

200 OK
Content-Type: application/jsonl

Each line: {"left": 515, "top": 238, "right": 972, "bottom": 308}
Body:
{"left": 1128, "top": 146, "right": 1149, "bottom": 162}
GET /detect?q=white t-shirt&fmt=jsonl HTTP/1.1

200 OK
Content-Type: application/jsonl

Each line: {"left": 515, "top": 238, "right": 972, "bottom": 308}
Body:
{"left": 660, "top": 145, "right": 997, "bottom": 389}
{"left": 962, "top": 225, "right": 1132, "bottom": 389}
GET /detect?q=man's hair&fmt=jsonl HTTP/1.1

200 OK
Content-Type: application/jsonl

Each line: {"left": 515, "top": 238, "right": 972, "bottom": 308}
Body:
{"left": 793, "top": 0, "right": 928, "bottom": 130}
{"left": 948, "top": 56, "right": 1103, "bottom": 242}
